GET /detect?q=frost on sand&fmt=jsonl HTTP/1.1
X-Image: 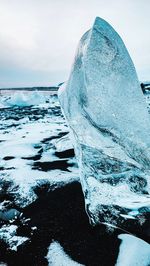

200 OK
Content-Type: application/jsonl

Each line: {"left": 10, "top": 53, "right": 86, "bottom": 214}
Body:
{"left": 46, "top": 241, "right": 84, "bottom": 266}
{"left": 58, "top": 17, "right": 150, "bottom": 229}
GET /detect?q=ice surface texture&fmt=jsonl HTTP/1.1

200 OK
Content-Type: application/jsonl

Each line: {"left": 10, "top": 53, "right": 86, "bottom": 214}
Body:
{"left": 58, "top": 17, "right": 150, "bottom": 228}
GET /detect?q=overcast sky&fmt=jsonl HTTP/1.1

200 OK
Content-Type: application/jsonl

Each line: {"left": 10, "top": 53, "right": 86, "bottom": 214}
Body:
{"left": 0, "top": 0, "right": 149, "bottom": 88}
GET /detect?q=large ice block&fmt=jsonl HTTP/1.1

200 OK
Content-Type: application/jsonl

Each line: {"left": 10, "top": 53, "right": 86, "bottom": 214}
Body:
{"left": 58, "top": 17, "right": 150, "bottom": 230}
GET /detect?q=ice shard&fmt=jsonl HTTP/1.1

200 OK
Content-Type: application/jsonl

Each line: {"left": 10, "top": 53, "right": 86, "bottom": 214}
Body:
{"left": 58, "top": 17, "right": 150, "bottom": 231}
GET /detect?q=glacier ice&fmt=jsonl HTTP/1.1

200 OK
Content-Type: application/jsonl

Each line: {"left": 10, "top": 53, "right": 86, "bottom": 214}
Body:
{"left": 58, "top": 17, "right": 150, "bottom": 229}
{"left": 1, "top": 90, "right": 48, "bottom": 107}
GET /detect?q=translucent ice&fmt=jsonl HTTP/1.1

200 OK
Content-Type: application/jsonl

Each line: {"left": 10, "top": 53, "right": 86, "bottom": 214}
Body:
{"left": 58, "top": 17, "right": 150, "bottom": 230}
{"left": 1, "top": 91, "right": 47, "bottom": 107}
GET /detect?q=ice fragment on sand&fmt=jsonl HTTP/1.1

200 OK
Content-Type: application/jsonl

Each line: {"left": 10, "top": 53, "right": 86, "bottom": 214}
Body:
{"left": 58, "top": 17, "right": 150, "bottom": 228}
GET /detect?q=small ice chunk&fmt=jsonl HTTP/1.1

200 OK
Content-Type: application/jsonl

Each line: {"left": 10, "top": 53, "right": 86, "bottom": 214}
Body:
{"left": 116, "top": 234, "right": 150, "bottom": 266}
{"left": 46, "top": 241, "right": 84, "bottom": 266}
{"left": 0, "top": 225, "right": 28, "bottom": 251}
{"left": 54, "top": 134, "right": 73, "bottom": 152}
{"left": 0, "top": 208, "right": 20, "bottom": 221}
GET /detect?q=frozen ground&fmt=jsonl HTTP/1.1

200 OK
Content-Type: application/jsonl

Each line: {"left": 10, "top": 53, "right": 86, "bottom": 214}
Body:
{"left": 0, "top": 91, "right": 79, "bottom": 255}
{"left": 0, "top": 91, "right": 79, "bottom": 207}
{"left": 0, "top": 90, "right": 149, "bottom": 265}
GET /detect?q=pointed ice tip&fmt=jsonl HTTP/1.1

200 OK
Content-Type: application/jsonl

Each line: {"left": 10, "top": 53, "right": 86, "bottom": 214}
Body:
{"left": 92, "top": 17, "right": 115, "bottom": 35}
{"left": 93, "top": 17, "right": 107, "bottom": 27}
{"left": 94, "top": 17, "right": 103, "bottom": 25}
{"left": 92, "top": 17, "right": 107, "bottom": 31}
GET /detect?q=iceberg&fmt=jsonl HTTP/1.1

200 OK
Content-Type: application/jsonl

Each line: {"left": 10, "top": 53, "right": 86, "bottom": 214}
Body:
{"left": 1, "top": 90, "right": 48, "bottom": 107}
{"left": 58, "top": 17, "right": 150, "bottom": 230}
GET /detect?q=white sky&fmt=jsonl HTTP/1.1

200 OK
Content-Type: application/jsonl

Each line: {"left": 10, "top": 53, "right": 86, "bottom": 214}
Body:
{"left": 0, "top": 0, "right": 149, "bottom": 87}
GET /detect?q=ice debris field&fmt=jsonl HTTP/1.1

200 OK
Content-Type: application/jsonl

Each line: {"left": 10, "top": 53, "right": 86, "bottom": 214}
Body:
{"left": 0, "top": 89, "right": 149, "bottom": 265}
{"left": 0, "top": 91, "right": 79, "bottom": 255}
